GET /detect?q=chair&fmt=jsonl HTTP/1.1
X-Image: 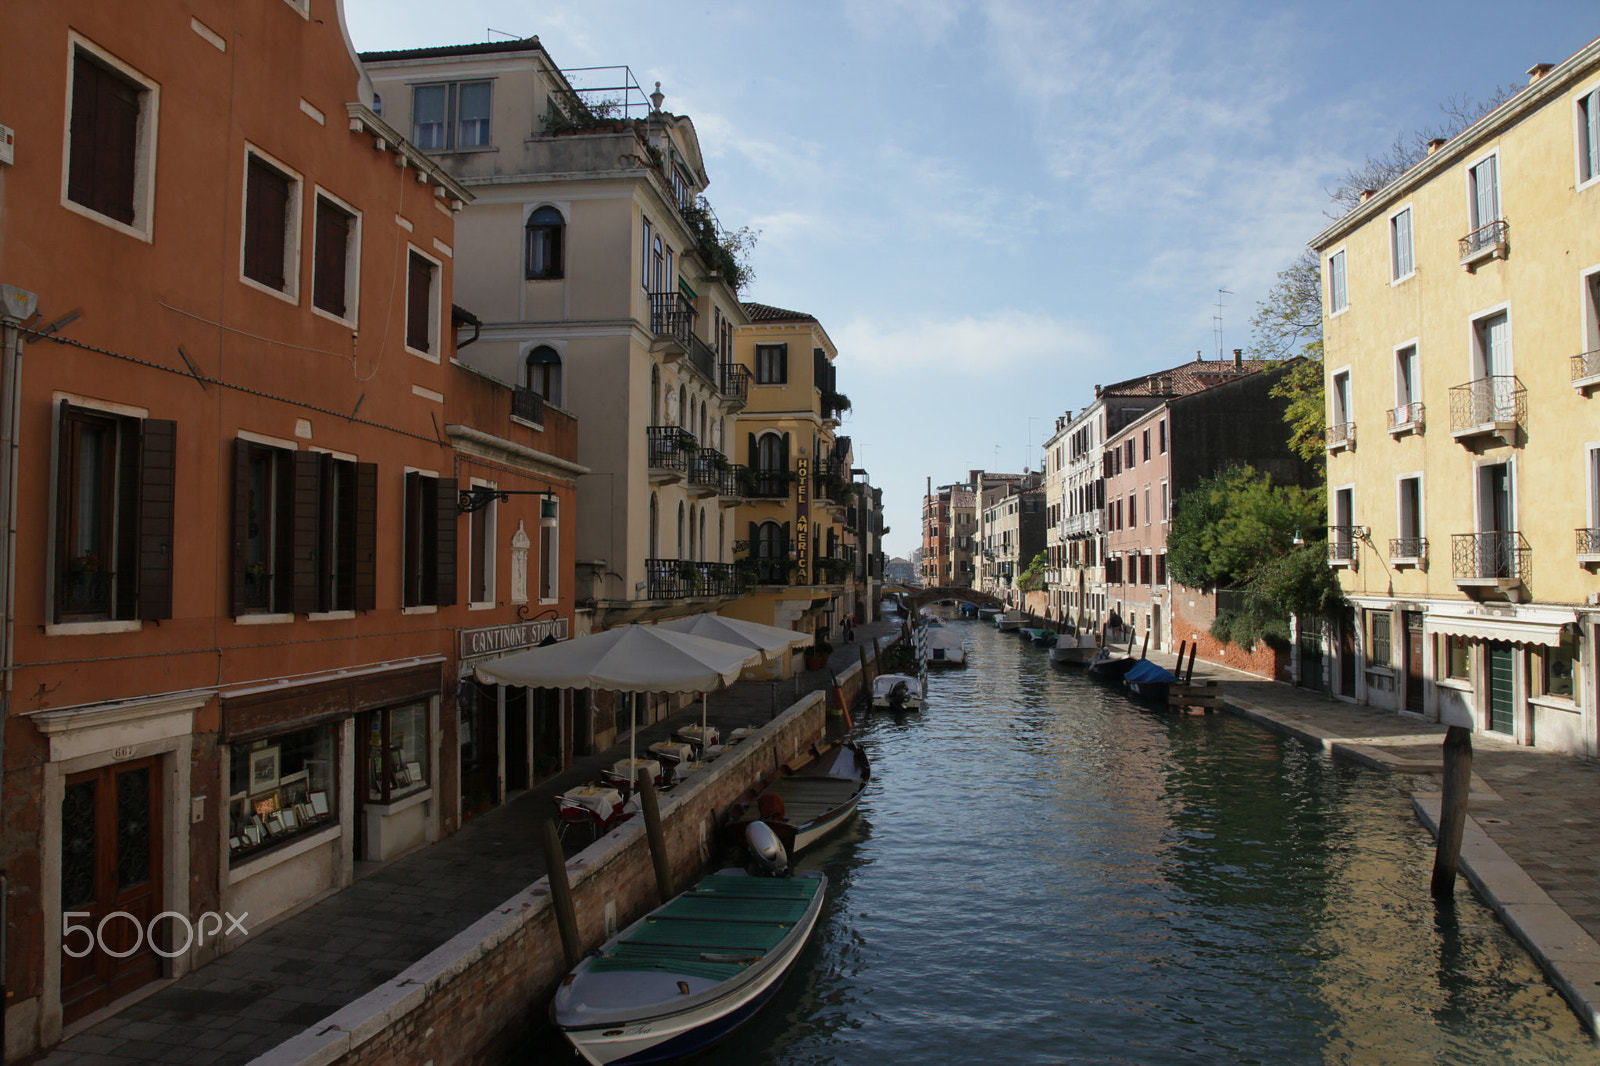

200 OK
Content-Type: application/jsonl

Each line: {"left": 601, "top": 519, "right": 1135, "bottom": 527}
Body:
{"left": 555, "top": 798, "right": 603, "bottom": 845}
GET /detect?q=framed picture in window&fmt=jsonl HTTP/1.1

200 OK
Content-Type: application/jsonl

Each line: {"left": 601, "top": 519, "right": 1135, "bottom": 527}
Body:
{"left": 265, "top": 812, "right": 285, "bottom": 835}
{"left": 230, "top": 836, "right": 243, "bottom": 850}
{"left": 254, "top": 794, "right": 279, "bottom": 818}
{"left": 251, "top": 747, "right": 281, "bottom": 793}
{"left": 280, "top": 808, "right": 298, "bottom": 831}
{"left": 310, "top": 791, "right": 329, "bottom": 817}
{"left": 405, "top": 761, "right": 423, "bottom": 786}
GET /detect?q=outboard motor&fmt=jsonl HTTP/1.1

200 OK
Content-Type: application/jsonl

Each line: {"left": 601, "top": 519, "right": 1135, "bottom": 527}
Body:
{"left": 888, "top": 680, "right": 910, "bottom": 710}
{"left": 745, "top": 819, "right": 790, "bottom": 877}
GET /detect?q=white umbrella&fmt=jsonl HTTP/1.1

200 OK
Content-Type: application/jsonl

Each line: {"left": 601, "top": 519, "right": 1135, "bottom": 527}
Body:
{"left": 475, "top": 624, "right": 763, "bottom": 768}
{"left": 655, "top": 615, "right": 814, "bottom": 740}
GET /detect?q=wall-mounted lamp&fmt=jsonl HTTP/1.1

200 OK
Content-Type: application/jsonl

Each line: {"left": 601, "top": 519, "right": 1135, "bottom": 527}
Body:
{"left": 457, "top": 486, "right": 557, "bottom": 515}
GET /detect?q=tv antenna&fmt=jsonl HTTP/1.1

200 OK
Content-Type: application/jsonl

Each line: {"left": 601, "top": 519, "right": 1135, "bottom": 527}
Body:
{"left": 487, "top": 27, "right": 522, "bottom": 41}
{"left": 1213, "top": 288, "right": 1233, "bottom": 361}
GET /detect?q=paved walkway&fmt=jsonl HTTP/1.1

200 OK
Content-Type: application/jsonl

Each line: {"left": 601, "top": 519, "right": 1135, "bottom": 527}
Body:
{"left": 33, "top": 621, "right": 901, "bottom": 1066}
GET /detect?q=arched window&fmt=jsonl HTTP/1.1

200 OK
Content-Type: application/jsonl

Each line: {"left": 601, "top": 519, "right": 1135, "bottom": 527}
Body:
{"left": 688, "top": 503, "right": 697, "bottom": 561}
{"left": 699, "top": 400, "right": 707, "bottom": 445}
{"left": 756, "top": 520, "right": 786, "bottom": 583}
{"left": 678, "top": 385, "right": 688, "bottom": 435}
{"left": 698, "top": 507, "right": 706, "bottom": 563}
{"left": 651, "top": 366, "right": 660, "bottom": 425}
{"left": 649, "top": 492, "right": 659, "bottom": 559}
{"left": 717, "top": 511, "right": 725, "bottom": 562}
{"left": 677, "top": 501, "right": 686, "bottom": 559}
{"left": 525, "top": 206, "right": 564, "bottom": 279}
{"left": 525, "top": 345, "right": 562, "bottom": 405}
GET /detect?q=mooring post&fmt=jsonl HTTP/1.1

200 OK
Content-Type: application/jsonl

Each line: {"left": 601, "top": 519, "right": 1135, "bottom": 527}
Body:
{"left": 638, "top": 768, "right": 673, "bottom": 904}
{"left": 539, "top": 819, "right": 583, "bottom": 970}
{"left": 1185, "top": 642, "right": 1198, "bottom": 681}
{"left": 1431, "top": 725, "right": 1474, "bottom": 901}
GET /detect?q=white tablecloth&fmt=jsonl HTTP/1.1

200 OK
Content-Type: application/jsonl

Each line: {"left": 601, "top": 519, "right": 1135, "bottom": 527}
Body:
{"left": 562, "top": 786, "right": 621, "bottom": 818}
{"left": 673, "top": 760, "right": 710, "bottom": 785}
{"left": 727, "top": 727, "right": 757, "bottom": 744}
{"left": 675, "top": 724, "right": 720, "bottom": 748}
{"left": 649, "top": 741, "right": 695, "bottom": 764}
{"left": 613, "top": 757, "right": 662, "bottom": 785}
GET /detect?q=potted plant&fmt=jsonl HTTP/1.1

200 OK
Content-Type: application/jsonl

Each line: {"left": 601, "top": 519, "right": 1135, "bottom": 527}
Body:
{"left": 804, "top": 637, "right": 833, "bottom": 671}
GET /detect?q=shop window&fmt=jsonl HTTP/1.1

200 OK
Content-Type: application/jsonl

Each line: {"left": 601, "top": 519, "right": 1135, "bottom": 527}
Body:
{"left": 1542, "top": 633, "right": 1577, "bottom": 700}
{"left": 227, "top": 724, "right": 337, "bottom": 863}
{"left": 53, "top": 402, "right": 174, "bottom": 624}
{"left": 1443, "top": 636, "right": 1472, "bottom": 680}
{"left": 1369, "top": 611, "right": 1392, "bottom": 668}
{"left": 402, "top": 471, "right": 458, "bottom": 607}
{"left": 364, "top": 701, "right": 430, "bottom": 802}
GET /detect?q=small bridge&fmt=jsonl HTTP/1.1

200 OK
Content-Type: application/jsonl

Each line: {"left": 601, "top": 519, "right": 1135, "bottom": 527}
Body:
{"left": 903, "top": 586, "right": 1004, "bottom": 611}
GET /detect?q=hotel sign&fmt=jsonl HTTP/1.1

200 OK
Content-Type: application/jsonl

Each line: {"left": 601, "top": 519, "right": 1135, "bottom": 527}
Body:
{"left": 795, "top": 456, "right": 810, "bottom": 585}
{"left": 459, "top": 617, "right": 568, "bottom": 660}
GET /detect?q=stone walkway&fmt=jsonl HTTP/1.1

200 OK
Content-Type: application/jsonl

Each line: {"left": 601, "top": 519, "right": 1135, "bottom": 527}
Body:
{"left": 32, "top": 621, "right": 901, "bottom": 1066}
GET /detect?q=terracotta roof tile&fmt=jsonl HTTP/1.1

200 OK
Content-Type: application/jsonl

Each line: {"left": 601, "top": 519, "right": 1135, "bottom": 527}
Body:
{"left": 360, "top": 38, "right": 545, "bottom": 63}
{"left": 740, "top": 302, "right": 816, "bottom": 324}
{"left": 1100, "top": 358, "right": 1272, "bottom": 398}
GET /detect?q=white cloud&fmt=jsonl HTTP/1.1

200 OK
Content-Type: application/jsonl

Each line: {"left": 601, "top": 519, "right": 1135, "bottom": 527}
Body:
{"left": 835, "top": 309, "right": 1106, "bottom": 375}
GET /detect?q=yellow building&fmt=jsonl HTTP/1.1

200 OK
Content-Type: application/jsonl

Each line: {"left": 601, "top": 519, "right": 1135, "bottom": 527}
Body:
{"left": 726, "top": 304, "right": 855, "bottom": 655}
{"left": 1311, "top": 39, "right": 1600, "bottom": 753}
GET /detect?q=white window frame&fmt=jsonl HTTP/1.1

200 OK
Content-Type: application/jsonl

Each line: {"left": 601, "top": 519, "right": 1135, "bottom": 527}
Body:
{"left": 1389, "top": 203, "right": 1415, "bottom": 284}
{"left": 404, "top": 243, "right": 443, "bottom": 363}
{"left": 1465, "top": 148, "right": 1502, "bottom": 232}
{"left": 239, "top": 143, "right": 304, "bottom": 305}
{"left": 467, "top": 477, "right": 497, "bottom": 610}
{"left": 1331, "top": 484, "right": 1356, "bottom": 568}
{"left": 1581, "top": 263, "right": 1600, "bottom": 363}
{"left": 1471, "top": 456, "right": 1517, "bottom": 535}
{"left": 1584, "top": 442, "right": 1600, "bottom": 535}
{"left": 1468, "top": 301, "right": 1513, "bottom": 381}
{"left": 409, "top": 79, "right": 494, "bottom": 152}
{"left": 309, "top": 185, "right": 362, "bottom": 328}
{"left": 1326, "top": 247, "right": 1348, "bottom": 316}
{"left": 1576, "top": 81, "right": 1600, "bottom": 192}
{"left": 1394, "top": 471, "right": 1425, "bottom": 564}
{"left": 61, "top": 33, "right": 161, "bottom": 242}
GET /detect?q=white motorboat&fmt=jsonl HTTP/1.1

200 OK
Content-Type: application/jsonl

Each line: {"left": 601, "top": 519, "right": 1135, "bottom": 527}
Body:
{"left": 923, "top": 626, "right": 966, "bottom": 665}
{"left": 1049, "top": 631, "right": 1100, "bottom": 665}
{"left": 552, "top": 869, "right": 827, "bottom": 1065}
{"left": 994, "top": 610, "right": 1024, "bottom": 632}
{"left": 870, "top": 671, "right": 926, "bottom": 710}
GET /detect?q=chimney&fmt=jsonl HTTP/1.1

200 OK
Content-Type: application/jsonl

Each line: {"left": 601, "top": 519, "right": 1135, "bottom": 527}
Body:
{"left": 1233, "top": 348, "right": 1243, "bottom": 370}
{"left": 1358, "top": 189, "right": 1376, "bottom": 203}
{"left": 1527, "top": 62, "right": 1554, "bottom": 85}
{"left": 1426, "top": 137, "right": 1447, "bottom": 155}
{"left": 1094, "top": 384, "right": 1102, "bottom": 398}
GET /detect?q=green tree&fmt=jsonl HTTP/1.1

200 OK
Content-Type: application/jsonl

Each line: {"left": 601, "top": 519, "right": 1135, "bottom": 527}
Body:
{"left": 1015, "top": 550, "right": 1049, "bottom": 592}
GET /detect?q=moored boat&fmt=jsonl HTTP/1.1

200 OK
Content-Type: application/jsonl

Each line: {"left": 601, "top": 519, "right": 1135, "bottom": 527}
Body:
{"left": 1049, "top": 631, "right": 1100, "bottom": 665}
{"left": 1123, "top": 658, "right": 1180, "bottom": 701}
{"left": 924, "top": 626, "right": 966, "bottom": 665}
{"left": 724, "top": 740, "right": 872, "bottom": 855}
{"left": 1086, "top": 646, "right": 1138, "bottom": 680}
{"left": 976, "top": 606, "right": 1001, "bottom": 620}
{"left": 870, "top": 671, "right": 927, "bottom": 710}
{"left": 552, "top": 869, "right": 827, "bottom": 1066}
{"left": 994, "top": 610, "right": 1024, "bottom": 631}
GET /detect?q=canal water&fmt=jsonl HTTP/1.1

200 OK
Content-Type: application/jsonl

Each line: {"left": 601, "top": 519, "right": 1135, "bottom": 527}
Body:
{"left": 528, "top": 617, "right": 1600, "bottom": 1065}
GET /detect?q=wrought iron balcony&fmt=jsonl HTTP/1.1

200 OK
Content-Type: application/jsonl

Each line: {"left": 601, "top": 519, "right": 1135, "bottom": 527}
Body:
{"left": 1385, "top": 402, "right": 1425, "bottom": 436}
{"left": 720, "top": 362, "right": 751, "bottom": 407}
{"left": 1388, "top": 537, "right": 1429, "bottom": 568}
{"left": 645, "top": 558, "right": 742, "bottom": 600}
{"left": 1325, "top": 421, "right": 1356, "bottom": 453}
{"left": 1578, "top": 528, "right": 1600, "bottom": 565}
{"left": 686, "top": 333, "right": 718, "bottom": 384}
{"left": 1459, "top": 218, "right": 1509, "bottom": 269}
{"left": 649, "top": 291, "right": 697, "bottom": 355}
{"left": 1573, "top": 348, "right": 1600, "bottom": 390}
{"left": 1452, "top": 530, "right": 1531, "bottom": 592}
{"left": 646, "top": 426, "right": 696, "bottom": 478}
{"left": 1327, "top": 526, "right": 1360, "bottom": 569}
{"left": 717, "top": 463, "right": 748, "bottom": 502}
{"left": 1448, "top": 375, "right": 1524, "bottom": 443}
{"left": 512, "top": 386, "right": 545, "bottom": 425}
{"left": 687, "top": 447, "right": 726, "bottom": 494}
{"left": 745, "top": 466, "right": 792, "bottom": 499}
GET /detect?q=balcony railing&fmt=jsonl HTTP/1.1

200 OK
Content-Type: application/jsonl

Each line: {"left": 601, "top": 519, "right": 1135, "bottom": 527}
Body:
{"left": 745, "top": 466, "right": 793, "bottom": 499}
{"left": 686, "top": 333, "right": 717, "bottom": 383}
{"left": 1573, "top": 348, "right": 1600, "bottom": 389}
{"left": 645, "top": 559, "right": 742, "bottom": 600}
{"left": 649, "top": 291, "right": 697, "bottom": 351}
{"left": 647, "top": 426, "right": 696, "bottom": 475}
{"left": 1448, "top": 375, "right": 1525, "bottom": 441}
{"left": 512, "top": 386, "right": 545, "bottom": 425}
{"left": 688, "top": 447, "right": 726, "bottom": 492}
{"left": 1326, "top": 421, "right": 1356, "bottom": 452}
{"left": 1389, "top": 537, "right": 1429, "bottom": 566}
{"left": 718, "top": 463, "right": 748, "bottom": 500}
{"left": 1328, "top": 526, "right": 1359, "bottom": 568}
{"left": 1452, "top": 530, "right": 1531, "bottom": 588}
{"left": 720, "top": 362, "right": 751, "bottom": 406}
{"left": 1578, "top": 528, "right": 1600, "bottom": 564}
{"left": 1459, "top": 219, "right": 1509, "bottom": 268}
{"left": 1386, "top": 402, "right": 1425, "bottom": 435}
{"left": 58, "top": 569, "right": 114, "bottom": 617}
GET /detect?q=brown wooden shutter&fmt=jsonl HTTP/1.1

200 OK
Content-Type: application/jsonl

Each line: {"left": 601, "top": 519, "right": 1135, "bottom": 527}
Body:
{"left": 244, "top": 156, "right": 289, "bottom": 290}
{"left": 407, "top": 253, "right": 432, "bottom": 352}
{"left": 312, "top": 198, "right": 351, "bottom": 317}
{"left": 747, "top": 432, "right": 757, "bottom": 469}
{"left": 403, "top": 472, "right": 422, "bottom": 607}
{"left": 230, "top": 441, "right": 250, "bottom": 616}
{"left": 68, "top": 56, "right": 138, "bottom": 224}
{"left": 777, "top": 344, "right": 787, "bottom": 383}
{"left": 135, "top": 418, "right": 175, "bottom": 621}
{"left": 434, "top": 476, "right": 458, "bottom": 606}
{"left": 780, "top": 433, "right": 790, "bottom": 473}
{"left": 290, "top": 451, "right": 320, "bottom": 614}
{"left": 53, "top": 401, "right": 73, "bottom": 623}
{"left": 353, "top": 462, "right": 378, "bottom": 611}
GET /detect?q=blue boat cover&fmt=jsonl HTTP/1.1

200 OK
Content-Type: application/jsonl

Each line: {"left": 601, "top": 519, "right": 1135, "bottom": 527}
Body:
{"left": 1123, "top": 659, "right": 1178, "bottom": 684}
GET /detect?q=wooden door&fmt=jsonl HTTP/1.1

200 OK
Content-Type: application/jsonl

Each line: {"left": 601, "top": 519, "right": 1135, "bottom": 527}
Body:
{"left": 1488, "top": 642, "right": 1515, "bottom": 734}
{"left": 1404, "top": 614, "right": 1425, "bottom": 712}
{"left": 60, "top": 758, "right": 163, "bottom": 1025}
{"left": 1339, "top": 617, "right": 1357, "bottom": 697}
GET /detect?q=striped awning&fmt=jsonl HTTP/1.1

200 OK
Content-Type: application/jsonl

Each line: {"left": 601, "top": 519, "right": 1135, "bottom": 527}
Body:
{"left": 1422, "top": 611, "right": 1573, "bottom": 648}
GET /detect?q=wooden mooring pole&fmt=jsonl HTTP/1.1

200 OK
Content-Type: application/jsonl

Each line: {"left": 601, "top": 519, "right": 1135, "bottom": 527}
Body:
{"left": 1431, "top": 725, "right": 1474, "bottom": 901}
{"left": 539, "top": 819, "right": 583, "bottom": 969}
{"left": 637, "top": 769, "right": 673, "bottom": 904}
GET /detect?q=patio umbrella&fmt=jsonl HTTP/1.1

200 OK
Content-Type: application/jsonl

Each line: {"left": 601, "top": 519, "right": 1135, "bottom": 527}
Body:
{"left": 656, "top": 614, "right": 814, "bottom": 739}
{"left": 475, "top": 623, "right": 763, "bottom": 767}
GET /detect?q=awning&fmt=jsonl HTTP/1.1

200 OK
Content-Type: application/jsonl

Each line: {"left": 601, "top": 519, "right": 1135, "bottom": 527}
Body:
{"left": 1423, "top": 611, "right": 1573, "bottom": 648}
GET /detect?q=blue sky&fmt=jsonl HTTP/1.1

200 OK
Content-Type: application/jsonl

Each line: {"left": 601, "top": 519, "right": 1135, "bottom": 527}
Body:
{"left": 343, "top": 1, "right": 1597, "bottom": 559}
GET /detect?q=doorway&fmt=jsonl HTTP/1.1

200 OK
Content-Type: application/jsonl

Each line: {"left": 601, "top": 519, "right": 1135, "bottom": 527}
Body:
{"left": 459, "top": 680, "right": 500, "bottom": 820}
{"left": 1339, "top": 617, "right": 1357, "bottom": 698}
{"left": 503, "top": 687, "right": 529, "bottom": 793}
{"left": 59, "top": 758, "right": 164, "bottom": 1026}
{"left": 1487, "top": 642, "right": 1514, "bottom": 735}
{"left": 1404, "top": 612, "right": 1425, "bottom": 712}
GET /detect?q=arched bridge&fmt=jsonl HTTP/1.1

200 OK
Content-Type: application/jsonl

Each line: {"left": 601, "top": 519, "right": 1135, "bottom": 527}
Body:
{"left": 903, "top": 586, "right": 1004, "bottom": 611}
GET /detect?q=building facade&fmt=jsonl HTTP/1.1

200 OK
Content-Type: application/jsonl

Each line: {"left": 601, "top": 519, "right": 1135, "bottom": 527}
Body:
{"left": 1311, "top": 41, "right": 1600, "bottom": 753}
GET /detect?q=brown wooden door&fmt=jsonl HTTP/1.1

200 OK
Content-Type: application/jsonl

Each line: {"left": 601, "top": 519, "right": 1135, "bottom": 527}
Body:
{"left": 59, "top": 758, "right": 163, "bottom": 1025}
{"left": 1339, "top": 617, "right": 1357, "bottom": 697}
{"left": 1405, "top": 614, "right": 1425, "bottom": 712}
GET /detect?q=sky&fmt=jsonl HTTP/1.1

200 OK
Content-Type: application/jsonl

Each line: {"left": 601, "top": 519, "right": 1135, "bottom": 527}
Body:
{"left": 342, "top": 1, "right": 1598, "bottom": 560}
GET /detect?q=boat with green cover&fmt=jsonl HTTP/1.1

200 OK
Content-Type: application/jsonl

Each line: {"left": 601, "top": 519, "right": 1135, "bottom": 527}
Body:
{"left": 552, "top": 868, "right": 827, "bottom": 1065}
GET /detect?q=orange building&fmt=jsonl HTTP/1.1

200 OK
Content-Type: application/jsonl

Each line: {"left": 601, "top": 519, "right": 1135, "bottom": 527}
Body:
{"left": 0, "top": 1, "right": 581, "bottom": 1056}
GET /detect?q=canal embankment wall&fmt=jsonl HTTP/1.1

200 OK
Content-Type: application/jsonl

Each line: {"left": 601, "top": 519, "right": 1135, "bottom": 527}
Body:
{"left": 246, "top": 657, "right": 873, "bottom": 1066}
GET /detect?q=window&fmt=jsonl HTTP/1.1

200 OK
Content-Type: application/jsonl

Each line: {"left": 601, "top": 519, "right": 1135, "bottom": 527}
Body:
{"left": 364, "top": 701, "right": 430, "bottom": 803}
{"left": 227, "top": 725, "right": 337, "bottom": 863}
{"left": 243, "top": 151, "right": 300, "bottom": 296}
{"left": 1581, "top": 86, "right": 1600, "bottom": 187}
{"left": 1584, "top": 271, "right": 1600, "bottom": 359}
{"left": 53, "top": 402, "right": 175, "bottom": 624}
{"left": 525, "top": 346, "right": 562, "bottom": 405}
{"left": 1143, "top": 488, "right": 1150, "bottom": 526}
{"left": 1158, "top": 419, "right": 1167, "bottom": 454}
{"left": 312, "top": 193, "right": 358, "bottom": 320}
{"left": 1443, "top": 636, "right": 1471, "bottom": 680}
{"left": 468, "top": 484, "right": 495, "bottom": 606}
{"left": 1330, "top": 370, "right": 1352, "bottom": 444}
{"left": 402, "top": 471, "right": 457, "bottom": 608}
{"left": 1468, "top": 154, "right": 1500, "bottom": 231}
{"left": 1155, "top": 553, "right": 1166, "bottom": 586}
{"left": 1141, "top": 429, "right": 1150, "bottom": 462}
{"left": 1397, "top": 475, "right": 1422, "bottom": 549}
{"left": 1474, "top": 310, "right": 1512, "bottom": 381}
{"left": 641, "top": 218, "right": 653, "bottom": 289}
{"left": 1128, "top": 493, "right": 1136, "bottom": 526}
{"left": 411, "top": 81, "right": 491, "bottom": 151}
{"left": 1160, "top": 481, "right": 1169, "bottom": 522}
{"left": 232, "top": 442, "right": 376, "bottom": 617}
{"left": 1543, "top": 632, "right": 1577, "bottom": 699}
{"left": 1327, "top": 249, "right": 1348, "bottom": 313}
{"left": 525, "top": 206, "right": 564, "bottom": 280}
{"left": 65, "top": 40, "right": 156, "bottom": 234}
{"left": 1390, "top": 206, "right": 1414, "bottom": 281}
{"left": 1395, "top": 344, "right": 1419, "bottom": 412}
{"left": 1369, "top": 611, "right": 1392, "bottom": 668}
{"left": 755, "top": 343, "right": 788, "bottom": 384}
{"left": 539, "top": 496, "right": 558, "bottom": 601}
{"left": 406, "top": 250, "right": 438, "bottom": 356}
